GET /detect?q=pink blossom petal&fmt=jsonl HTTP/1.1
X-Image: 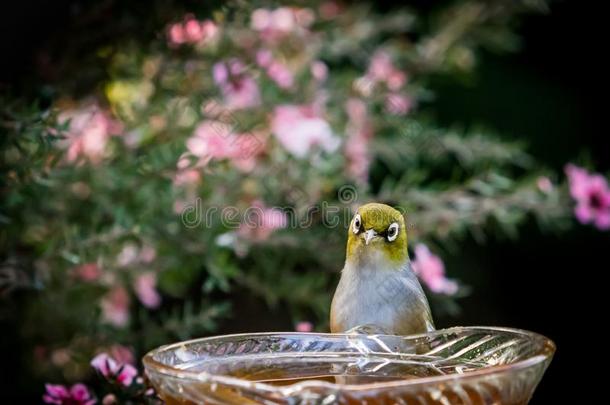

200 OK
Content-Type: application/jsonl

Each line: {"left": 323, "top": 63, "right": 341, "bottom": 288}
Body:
{"left": 575, "top": 201, "right": 593, "bottom": 224}
{"left": 221, "top": 76, "right": 261, "bottom": 110}
{"left": 69, "top": 384, "right": 90, "bottom": 401}
{"left": 91, "top": 353, "right": 117, "bottom": 377}
{"left": 102, "top": 394, "right": 117, "bottom": 405}
{"left": 537, "top": 176, "right": 553, "bottom": 193}
{"left": 134, "top": 272, "right": 162, "bottom": 309}
{"left": 184, "top": 19, "right": 204, "bottom": 42}
{"left": 385, "top": 93, "right": 412, "bottom": 116}
{"left": 267, "top": 61, "right": 294, "bottom": 89}
{"left": 565, "top": 163, "right": 591, "bottom": 200}
{"left": 116, "top": 364, "right": 138, "bottom": 387}
{"left": 295, "top": 321, "right": 313, "bottom": 332}
{"left": 272, "top": 105, "right": 339, "bottom": 158}
{"left": 168, "top": 24, "right": 185, "bottom": 45}
{"left": 201, "top": 20, "right": 218, "bottom": 39}
{"left": 594, "top": 210, "right": 610, "bottom": 230}
{"left": 100, "top": 286, "right": 130, "bottom": 327}
{"left": 44, "top": 384, "right": 69, "bottom": 400}
{"left": 272, "top": 8, "right": 296, "bottom": 32}
{"left": 43, "top": 395, "right": 62, "bottom": 404}
{"left": 439, "top": 279, "right": 459, "bottom": 295}
{"left": 58, "top": 105, "right": 120, "bottom": 164}
{"left": 411, "top": 244, "right": 457, "bottom": 296}
{"left": 311, "top": 60, "right": 328, "bottom": 82}
{"left": 387, "top": 70, "right": 407, "bottom": 91}
{"left": 109, "top": 344, "right": 135, "bottom": 366}
{"left": 251, "top": 9, "right": 272, "bottom": 31}
{"left": 368, "top": 51, "right": 394, "bottom": 80}
{"left": 256, "top": 49, "right": 273, "bottom": 68}
{"left": 212, "top": 63, "right": 228, "bottom": 85}
{"left": 295, "top": 8, "right": 315, "bottom": 27}
{"left": 238, "top": 202, "right": 288, "bottom": 242}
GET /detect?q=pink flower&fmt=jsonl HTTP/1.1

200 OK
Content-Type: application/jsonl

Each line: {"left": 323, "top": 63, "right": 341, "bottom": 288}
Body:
{"left": 184, "top": 18, "right": 204, "bottom": 42}
{"left": 212, "top": 63, "right": 229, "bottom": 85}
{"left": 102, "top": 394, "right": 117, "bottom": 405}
{"left": 565, "top": 164, "right": 610, "bottom": 230}
{"left": 117, "top": 244, "right": 138, "bottom": 267}
{"left": 91, "top": 353, "right": 138, "bottom": 387}
{"left": 174, "top": 154, "right": 203, "bottom": 186}
{"left": 537, "top": 176, "right": 553, "bottom": 193}
{"left": 385, "top": 93, "right": 413, "bottom": 116}
{"left": 168, "top": 23, "right": 185, "bottom": 45}
{"left": 363, "top": 50, "right": 408, "bottom": 92}
{"left": 344, "top": 98, "right": 373, "bottom": 183}
{"left": 266, "top": 61, "right": 294, "bottom": 89}
{"left": 255, "top": 50, "right": 294, "bottom": 89}
{"left": 115, "top": 364, "right": 138, "bottom": 387}
{"left": 295, "top": 8, "right": 315, "bottom": 28}
{"left": 100, "top": 286, "right": 130, "bottom": 327}
{"left": 213, "top": 60, "right": 261, "bottom": 110}
{"left": 251, "top": 8, "right": 273, "bottom": 31}
{"left": 167, "top": 16, "right": 218, "bottom": 47}
{"left": 186, "top": 121, "right": 265, "bottom": 171}
{"left": 238, "top": 201, "right": 288, "bottom": 242}
{"left": 565, "top": 164, "right": 593, "bottom": 199}
{"left": 59, "top": 104, "right": 122, "bottom": 164}
{"left": 295, "top": 321, "right": 313, "bottom": 332}
{"left": 90, "top": 353, "right": 113, "bottom": 376}
{"left": 311, "top": 60, "right": 328, "bottom": 82}
{"left": 134, "top": 272, "right": 162, "bottom": 309}
{"left": 173, "top": 168, "right": 202, "bottom": 186}
{"left": 251, "top": 7, "right": 312, "bottom": 41}
{"left": 387, "top": 70, "right": 407, "bottom": 91}
{"left": 271, "top": 105, "right": 340, "bottom": 158}
{"left": 201, "top": 20, "right": 219, "bottom": 40}
{"left": 345, "top": 134, "right": 370, "bottom": 183}
{"left": 43, "top": 383, "right": 95, "bottom": 405}
{"left": 369, "top": 51, "right": 395, "bottom": 81}
{"left": 251, "top": 8, "right": 294, "bottom": 33}
{"left": 72, "top": 263, "right": 101, "bottom": 282}
{"left": 109, "top": 345, "right": 135, "bottom": 366}
{"left": 187, "top": 121, "right": 235, "bottom": 160}
{"left": 411, "top": 244, "right": 458, "bottom": 295}
{"left": 256, "top": 49, "right": 274, "bottom": 68}
{"left": 272, "top": 8, "right": 296, "bottom": 32}
{"left": 140, "top": 245, "right": 157, "bottom": 263}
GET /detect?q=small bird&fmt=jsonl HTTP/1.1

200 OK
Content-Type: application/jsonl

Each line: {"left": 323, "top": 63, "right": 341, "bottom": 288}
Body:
{"left": 330, "top": 203, "right": 434, "bottom": 336}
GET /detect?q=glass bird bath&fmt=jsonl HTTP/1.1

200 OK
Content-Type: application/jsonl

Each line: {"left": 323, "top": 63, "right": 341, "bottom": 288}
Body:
{"left": 143, "top": 326, "right": 554, "bottom": 405}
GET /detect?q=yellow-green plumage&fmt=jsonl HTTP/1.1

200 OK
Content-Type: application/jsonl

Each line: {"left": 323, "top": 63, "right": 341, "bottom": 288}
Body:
{"left": 331, "top": 203, "right": 434, "bottom": 335}
{"left": 346, "top": 203, "right": 408, "bottom": 265}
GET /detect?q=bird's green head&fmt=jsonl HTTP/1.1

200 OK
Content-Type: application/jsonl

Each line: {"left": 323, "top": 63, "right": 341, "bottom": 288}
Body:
{"left": 346, "top": 203, "right": 408, "bottom": 266}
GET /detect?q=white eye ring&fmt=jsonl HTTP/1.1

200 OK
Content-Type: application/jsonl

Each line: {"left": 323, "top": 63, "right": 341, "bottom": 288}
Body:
{"left": 387, "top": 222, "right": 399, "bottom": 242}
{"left": 352, "top": 214, "right": 362, "bottom": 234}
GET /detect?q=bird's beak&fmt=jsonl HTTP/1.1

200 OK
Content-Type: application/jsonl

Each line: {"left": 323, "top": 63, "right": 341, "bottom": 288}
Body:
{"left": 364, "top": 229, "right": 377, "bottom": 245}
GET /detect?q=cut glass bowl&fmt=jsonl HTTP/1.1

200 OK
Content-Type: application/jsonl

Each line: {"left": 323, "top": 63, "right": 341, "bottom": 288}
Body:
{"left": 143, "top": 326, "right": 555, "bottom": 404}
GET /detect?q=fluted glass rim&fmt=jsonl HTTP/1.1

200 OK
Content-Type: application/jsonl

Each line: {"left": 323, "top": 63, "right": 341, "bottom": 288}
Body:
{"left": 142, "top": 326, "right": 555, "bottom": 394}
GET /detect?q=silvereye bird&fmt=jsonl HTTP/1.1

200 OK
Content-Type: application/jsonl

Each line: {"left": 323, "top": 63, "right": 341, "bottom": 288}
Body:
{"left": 330, "top": 203, "right": 435, "bottom": 335}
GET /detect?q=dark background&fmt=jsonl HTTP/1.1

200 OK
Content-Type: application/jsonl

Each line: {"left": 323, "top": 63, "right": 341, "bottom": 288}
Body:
{"left": 2, "top": 0, "right": 608, "bottom": 403}
{"left": 434, "top": 1, "right": 609, "bottom": 402}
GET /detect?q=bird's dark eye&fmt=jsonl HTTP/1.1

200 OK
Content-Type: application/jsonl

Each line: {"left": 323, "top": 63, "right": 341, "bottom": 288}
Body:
{"left": 387, "top": 222, "right": 399, "bottom": 242}
{"left": 352, "top": 214, "right": 362, "bottom": 234}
